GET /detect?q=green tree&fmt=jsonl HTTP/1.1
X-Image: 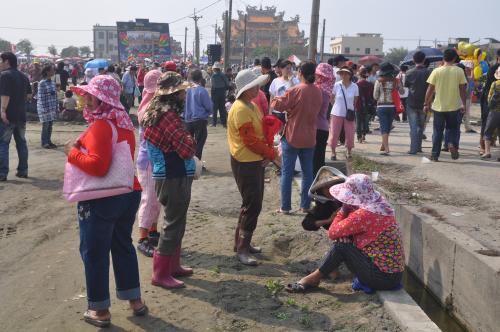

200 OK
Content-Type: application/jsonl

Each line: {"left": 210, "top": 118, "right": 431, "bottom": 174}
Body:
{"left": 0, "top": 38, "right": 12, "bottom": 53}
{"left": 16, "top": 39, "right": 34, "bottom": 56}
{"left": 79, "top": 46, "right": 92, "bottom": 58}
{"left": 48, "top": 45, "right": 58, "bottom": 56}
{"left": 384, "top": 47, "right": 409, "bottom": 65}
{"left": 60, "top": 46, "right": 79, "bottom": 58}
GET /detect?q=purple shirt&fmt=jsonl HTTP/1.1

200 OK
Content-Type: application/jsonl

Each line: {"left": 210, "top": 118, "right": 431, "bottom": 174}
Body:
{"left": 137, "top": 127, "right": 150, "bottom": 170}
{"left": 316, "top": 90, "right": 330, "bottom": 132}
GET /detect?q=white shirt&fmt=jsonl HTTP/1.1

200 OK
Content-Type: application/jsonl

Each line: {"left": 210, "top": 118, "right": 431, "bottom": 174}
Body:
{"left": 269, "top": 76, "right": 300, "bottom": 98}
{"left": 332, "top": 81, "right": 359, "bottom": 117}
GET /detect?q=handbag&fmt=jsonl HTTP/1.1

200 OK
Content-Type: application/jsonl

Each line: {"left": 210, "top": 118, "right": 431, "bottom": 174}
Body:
{"left": 391, "top": 79, "right": 405, "bottom": 114}
{"left": 63, "top": 120, "right": 134, "bottom": 202}
{"left": 340, "top": 85, "right": 355, "bottom": 121}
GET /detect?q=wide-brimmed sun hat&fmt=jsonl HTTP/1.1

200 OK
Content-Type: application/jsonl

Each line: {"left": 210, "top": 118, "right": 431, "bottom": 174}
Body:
{"left": 235, "top": 69, "right": 269, "bottom": 99}
{"left": 144, "top": 69, "right": 162, "bottom": 94}
{"left": 155, "top": 71, "right": 193, "bottom": 97}
{"left": 495, "top": 67, "right": 500, "bottom": 80}
{"left": 71, "top": 74, "right": 124, "bottom": 110}
{"left": 378, "top": 62, "right": 399, "bottom": 77}
{"left": 310, "top": 166, "right": 347, "bottom": 193}
{"left": 329, "top": 174, "right": 394, "bottom": 216}
{"left": 337, "top": 66, "right": 353, "bottom": 76}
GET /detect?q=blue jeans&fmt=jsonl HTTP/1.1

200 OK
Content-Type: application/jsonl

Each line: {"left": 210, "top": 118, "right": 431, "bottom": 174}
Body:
{"left": 376, "top": 107, "right": 395, "bottom": 134}
{"left": 78, "top": 191, "right": 141, "bottom": 310}
{"left": 0, "top": 122, "right": 29, "bottom": 177}
{"left": 432, "top": 110, "right": 459, "bottom": 158}
{"left": 406, "top": 107, "right": 425, "bottom": 153}
{"left": 280, "top": 137, "right": 314, "bottom": 211}
{"left": 444, "top": 111, "right": 463, "bottom": 149}
{"left": 41, "top": 121, "right": 53, "bottom": 146}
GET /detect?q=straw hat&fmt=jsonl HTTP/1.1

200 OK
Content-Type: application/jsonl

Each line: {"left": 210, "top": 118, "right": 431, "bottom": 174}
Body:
{"left": 155, "top": 71, "right": 193, "bottom": 97}
{"left": 235, "top": 69, "right": 269, "bottom": 99}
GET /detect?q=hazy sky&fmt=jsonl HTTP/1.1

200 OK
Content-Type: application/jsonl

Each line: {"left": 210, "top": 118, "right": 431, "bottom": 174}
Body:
{"left": 0, "top": 0, "right": 498, "bottom": 55}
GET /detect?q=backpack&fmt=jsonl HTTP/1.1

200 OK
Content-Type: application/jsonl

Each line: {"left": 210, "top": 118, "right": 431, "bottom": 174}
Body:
{"left": 488, "top": 81, "right": 500, "bottom": 111}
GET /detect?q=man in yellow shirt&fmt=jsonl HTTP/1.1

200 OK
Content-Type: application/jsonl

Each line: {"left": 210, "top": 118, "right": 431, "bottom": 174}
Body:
{"left": 424, "top": 49, "right": 467, "bottom": 161}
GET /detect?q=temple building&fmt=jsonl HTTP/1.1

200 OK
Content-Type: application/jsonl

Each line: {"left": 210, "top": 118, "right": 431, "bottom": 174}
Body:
{"left": 219, "top": 5, "right": 307, "bottom": 65}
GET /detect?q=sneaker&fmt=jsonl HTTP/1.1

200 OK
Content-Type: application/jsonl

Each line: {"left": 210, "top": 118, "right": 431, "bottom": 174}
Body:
{"left": 422, "top": 134, "right": 427, "bottom": 140}
{"left": 430, "top": 156, "right": 439, "bottom": 162}
{"left": 441, "top": 147, "right": 449, "bottom": 152}
{"left": 466, "top": 129, "right": 477, "bottom": 133}
{"left": 137, "top": 239, "right": 154, "bottom": 257}
{"left": 0, "top": 175, "right": 6, "bottom": 181}
{"left": 49, "top": 143, "right": 57, "bottom": 149}
{"left": 42, "top": 144, "right": 52, "bottom": 149}
{"left": 407, "top": 151, "right": 417, "bottom": 155}
{"left": 15, "top": 172, "right": 28, "bottom": 179}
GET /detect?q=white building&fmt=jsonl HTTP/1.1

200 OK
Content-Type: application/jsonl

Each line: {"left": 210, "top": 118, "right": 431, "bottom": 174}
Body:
{"left": 330, "top": 33, "right": 384, "bottom": 62}
{"left": 93, "top": 25, "right": 118, "bottom": 62}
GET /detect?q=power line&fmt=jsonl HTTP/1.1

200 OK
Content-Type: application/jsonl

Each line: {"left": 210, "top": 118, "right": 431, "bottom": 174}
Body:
{"left": 169, "top": 0, "right": 223, "bottom": 24}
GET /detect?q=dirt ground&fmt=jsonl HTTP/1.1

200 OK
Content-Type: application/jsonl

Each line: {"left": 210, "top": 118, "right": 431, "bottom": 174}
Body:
{"left": 0, "top": 122, "right": 400, "bottom": 331}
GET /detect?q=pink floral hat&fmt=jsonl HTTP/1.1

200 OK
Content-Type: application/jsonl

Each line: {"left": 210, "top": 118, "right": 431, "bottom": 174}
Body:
{"left": 71, "top": 75, "right": 124, "bottom": 110}
{"left": 329, "top": 174, "right": 394, "bottom": 216}
{"left": 144, "top": 69, "right": 162, "bottom": 94}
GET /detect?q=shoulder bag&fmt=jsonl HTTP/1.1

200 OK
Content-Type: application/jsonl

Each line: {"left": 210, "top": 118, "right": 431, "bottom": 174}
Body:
{"left": 63, "top": 120, "right": 134, "bottom": 202}
{"left": 340, "top": 85, "right": 356, "bottom": 121}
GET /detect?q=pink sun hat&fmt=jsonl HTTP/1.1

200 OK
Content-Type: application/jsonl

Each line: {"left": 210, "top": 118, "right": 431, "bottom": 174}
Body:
{"left": 143, "top": 69, "right": 162, "bottom": 94}
{"left": 329, "top": 174, "right": 394, "bottom": 216}
{"left": 71, "top": 75, "right": 124, "bottom": 110}
{"left": 138, "top": 70, "right": 162, "bottom": 122}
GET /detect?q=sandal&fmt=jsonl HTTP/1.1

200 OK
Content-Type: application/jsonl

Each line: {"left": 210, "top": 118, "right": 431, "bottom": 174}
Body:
{"left": 276, "top": 209, "right": 291, "bottom": 215}
{"left": 379, "top": 152, "right": 390, "bottom": 156}
{"left": 481, "top": 154, "right": 492, "bottom": 160}
{"left": 83, "top": 310, "right": 111, "bottom": 328}
{"left": 330, "top": 155, "right": 337, "bottom": 161}
{"left": 132, "top": 304, "right": 149, "bottom": 317}
{"left": 286, "top": 282, "right": 318, "bottom": 293}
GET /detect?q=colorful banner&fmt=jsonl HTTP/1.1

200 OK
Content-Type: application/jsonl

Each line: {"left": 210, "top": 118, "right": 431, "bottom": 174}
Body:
{"left": 117, "top": 20, "right": 171, "bottom": 63}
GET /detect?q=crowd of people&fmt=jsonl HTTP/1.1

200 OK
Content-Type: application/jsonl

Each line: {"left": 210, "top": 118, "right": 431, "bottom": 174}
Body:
{"left": 0, "top": 47, "right": 499, "bottom": 327}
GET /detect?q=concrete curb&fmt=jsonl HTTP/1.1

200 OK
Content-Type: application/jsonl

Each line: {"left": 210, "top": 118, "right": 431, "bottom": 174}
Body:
{"left": 378, "top": 290, "right": 441, "bottom": 332}
{"left": 391, "top": 202, "right": 500, "bottom": 332}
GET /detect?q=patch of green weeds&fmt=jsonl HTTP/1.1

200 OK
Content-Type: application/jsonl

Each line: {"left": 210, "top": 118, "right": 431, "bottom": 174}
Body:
{"left": 299, "top": 314, "right": 313, "bottom": 328}
{"left": 351, "top": 155, "right": 380, "bottom": 173}
{"left": 274, "top": 312, "right": 290, "bottom": 321}
{"left": 265, "top": 280, "right": 285, "bottom": 297}
{"left": 300, "top": 304, "right": 309, "bottom": 312}
{"left": 209, "top": 266, "right": 220, "bottom": 277}
{"left": 285, "top": 298, "right": 297, "bottom": 306}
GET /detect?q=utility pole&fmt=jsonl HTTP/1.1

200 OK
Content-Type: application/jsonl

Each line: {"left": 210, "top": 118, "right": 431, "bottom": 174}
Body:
{"left": 308, "top": 0, "right": 320, "bottom": 61}
{"left": 242, "top": 14, "right": 247, "bottom": 67}
{"left": 190, "top": 9, "right": 202, "bottom": 65}
{"left": 320, "top": 18, "right": 326, "bottom": 62}
{"left": 214, "top": 21, "right": 218, "bottom": 44}
{"left": 224, "top": 0, "right": 233, "bottom": 71}
{"left": 184, "top": 27, "right": 188, "bottom": 62}
{"left": 277, "top": 23, "right": 282, "bottom": 59}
